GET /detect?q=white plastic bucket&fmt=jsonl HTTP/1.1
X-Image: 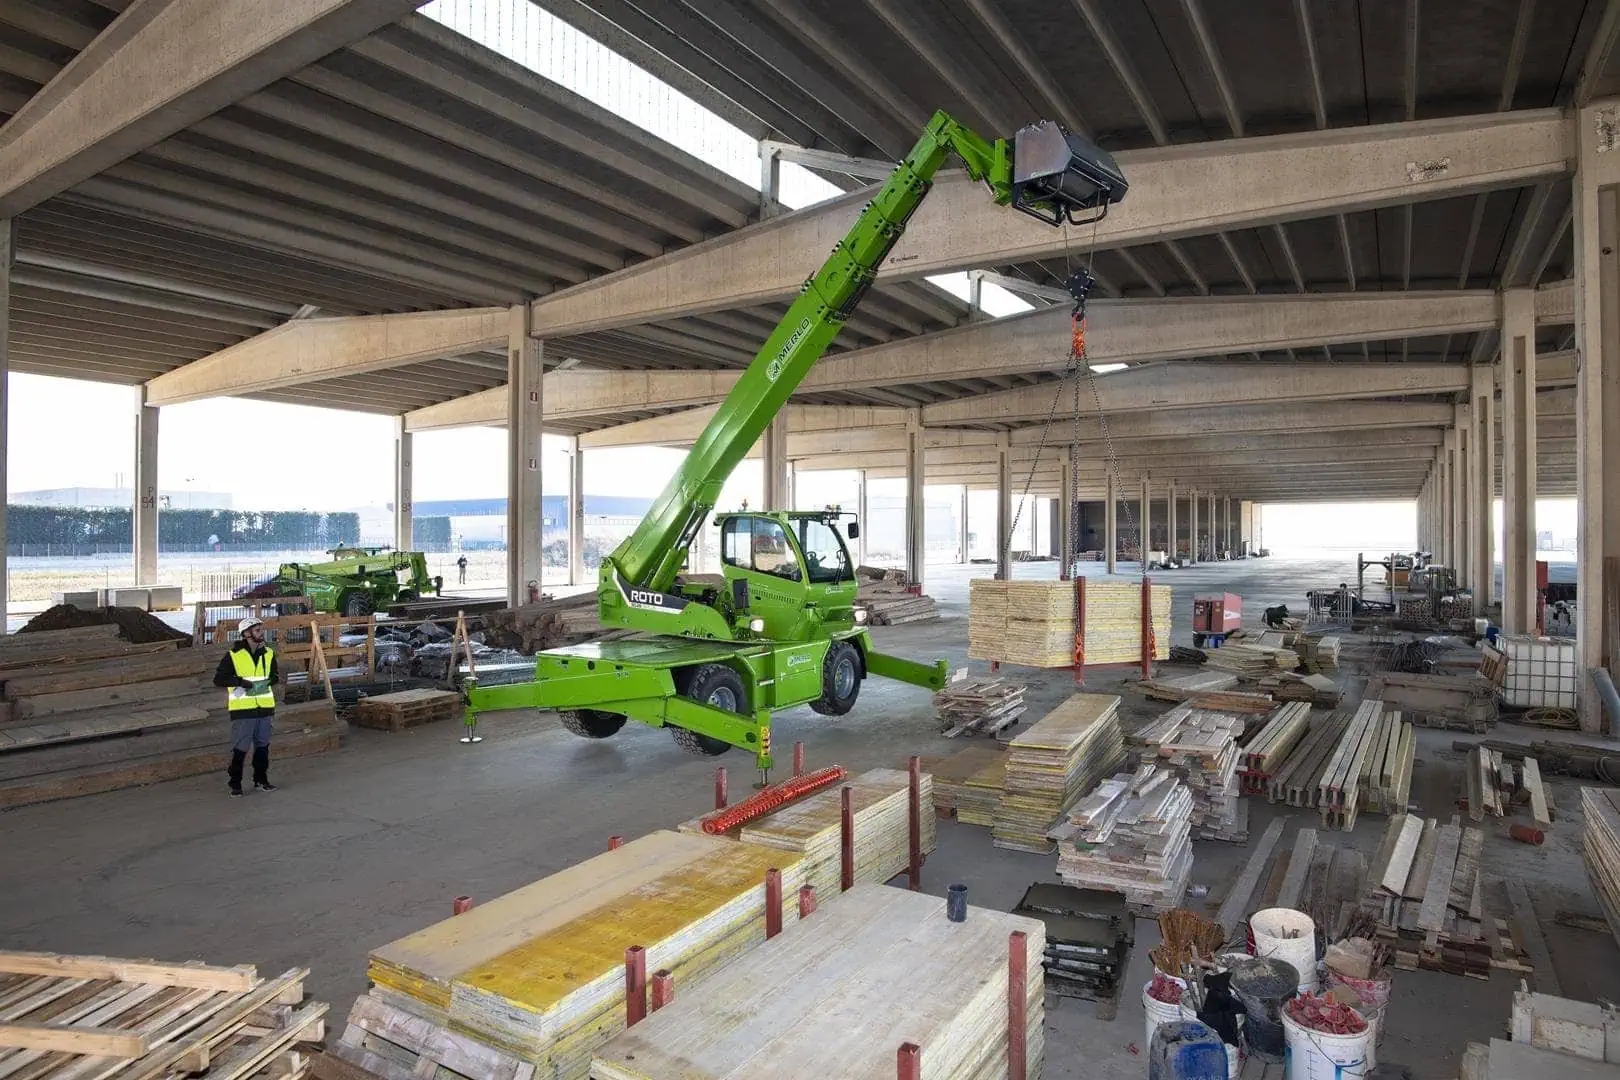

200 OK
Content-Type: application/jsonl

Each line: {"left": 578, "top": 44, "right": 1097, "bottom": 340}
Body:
{"left": 1143, "top": 978, "right": 1185, "bottom": 1052}
{"left": 1225, "top": 1040, "right": 1242, "bottom": 1079}
{"left": 1251, "top": 907, "right": 1317, "bottom": 994}
{"left": 1283, "top": 1010, "right": 1370, "bottom": 1080}
{"left": 1325, "top": 970, "right": 1390, "bottom": 1068}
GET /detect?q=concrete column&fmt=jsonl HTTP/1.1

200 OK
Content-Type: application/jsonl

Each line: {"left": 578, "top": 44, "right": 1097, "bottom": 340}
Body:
{"left": 1502, "top": 289, "right": 1538, "bottom": 633}
{"left": 1168, "top": 480, "right": 1179, "bottom": 563}
{"left": 759, "top": 143, "right": 781, "bottom": 220}
{"left": 1105, "top": 473, "right": 1117, "bottom": 574}
{"left": 134, "top": 390, "right": 159, "bottom": 585}
{"left": 1058, "top": 447, "right": 1074, "bottom": 579}
{"left": 996, "top": 434, "right": 1013, "bottom": 580}
{"left": 506, "top": 304, "right": 544, "bottom": 605}
{"left": 1440, "top": 443, "right": 1454, "bottom": 568}
{"left": 1241, "top": 500, "right": 1254, "bottom": 555}
{"left": 1452, "top": 408, "right": 1470, "bottom": 588}
{"left": 1188, "top": 488, "right": 1199, "bottom": 564}
{"left": 1228, "top": 497, "right": 1237, "bottom": 555}
{"left": 1573, "top": 110, "right": 1620, "bottom": 731}
{"left": 763, "top": 418, "right": 789, "bottom": 510}
{"left": 855, "top": 468, "right": 869, "bottom": 567}
{"left": 568, "top": 437, "right": 586, "bottom": 586}
{"left": 0, "top": 220, "right": 11, "bottom": 620}
{"left": 960, "top": 485, "right": 971, "bottom": 564}
{"left": 391, "top": 416, "right": 411, "bottom": 555}
{"left": 1470, "top": 365, "right": 1495, "bottom": 603}
{"left": 904, "top": 414, "right": 925, "bottom": 587}
{"left": 1207, "top": 492, "right": 1217, "bottom": 559}
{"left": 1139, "top": 475, "right": 1151, "bottom": 566}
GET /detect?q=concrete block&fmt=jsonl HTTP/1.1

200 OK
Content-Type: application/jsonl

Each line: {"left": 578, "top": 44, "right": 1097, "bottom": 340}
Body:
{"left": 146, "top": 586, "right": 184, "bottom": 612}
{"left": 108, "top": 588, "right": 150, "bottom": 611}
{"left": 51, "top": 590, "right": 103, "bottom": 611}
{"left": 1512, "top": 989, "right": 1620, "bottom": 1063}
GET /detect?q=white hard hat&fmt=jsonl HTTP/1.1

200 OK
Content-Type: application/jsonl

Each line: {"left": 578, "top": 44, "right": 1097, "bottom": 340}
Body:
{"left": 238, "top": 616, "right": 264, "bottom": 634}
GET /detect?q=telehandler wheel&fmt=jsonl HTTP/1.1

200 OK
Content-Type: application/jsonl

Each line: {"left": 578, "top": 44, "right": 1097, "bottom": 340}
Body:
{"left": 671, "top": 664, "right": 745, "bottom": 756}
{"left": 559, "top": 709, "right": 627, "bottom": 739}
{"left": 343, "top": 592, "right": 375, "bottom": 617}
{"left": 809, "top": 640, "right": 862, "bottom": 716}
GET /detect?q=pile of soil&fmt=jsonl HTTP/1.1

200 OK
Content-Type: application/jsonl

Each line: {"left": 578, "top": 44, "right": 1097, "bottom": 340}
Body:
{"left": 19, "top": 605, "right": 193, "bottom": 646}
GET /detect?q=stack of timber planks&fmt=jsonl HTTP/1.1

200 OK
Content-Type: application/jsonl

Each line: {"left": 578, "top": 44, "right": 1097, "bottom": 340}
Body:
{"left": 1131, "top": 704, "right": 1243, "bottom": 840}
{"left": 1136, "top": 670, "right": 1240, "bottom": 702}
{"left": 1363, "top": 671, "right": 1497, "bottom": 732}
{"left": 1257, "top": 671, "right": 1342, "bottom": 707}
{"left": 588, "top": 885, "right": 1046, "bottom": 1080}
{"left": 1203, "top": 644, "right": 1299, "bottom": 680}
{"left": 992, "top": 693, "right": 1126, "bottom": 853}
{"left": 1239, "top": 702, "right": 1312, "bottom": 793}
{"left": 1315, "top": 699, "right": 1385, "bottom": 831}
{"left": 1467, "top": 746, "right": 1509, "bottom": 820}
{"left": 352, "top": 688, "right": 463, "bottom": 732}
{"left": 364, "top": 830, "right": 805, "bottom": 1080}
{"left": 933, "top": 676, "right": 1026, "bottom": 737}
{"left": 482, "top": 594, "right": 631, "bottom": 653}
{"left": 1584, "top": 788, "right": 1620, "bottom": 949}
{"left": 921, "top": 745, "right": 1005, "bottom": 824}
{"left": 1054, "top": 764, "right": 1194, "bottom": 914}
{"left": 679, "top": 767, "right": 935, "bottom": 896}
{"left": 855, "top": 568, "right": 938, "bottom": 625}
{"left": 1361, "top": 707, "right": 1416, "bottom": 816}
{"left": 1266, "top": 710, "right": 1352, "bottom": 808}
{"left": 967, "top": 579, "right": 1170, "bottom": 668}
{"left": 1366, "top": 813, "right": 1506, "bottom": 976}
{"left": 0, "top": 949, "right": 326, "bottom": 1080}
{"left": 0, "top": 634, "right": 342, "bottom": 808}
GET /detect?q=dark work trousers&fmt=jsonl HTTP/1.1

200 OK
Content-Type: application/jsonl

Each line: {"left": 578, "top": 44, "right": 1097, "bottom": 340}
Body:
{"left": 227, "top": 713, "right": 273, "bottom": 789}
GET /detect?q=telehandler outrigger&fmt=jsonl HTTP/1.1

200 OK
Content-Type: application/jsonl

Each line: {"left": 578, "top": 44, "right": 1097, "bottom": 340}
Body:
{"left": 464, "top": 111, "right": 1127, "bottom": 771}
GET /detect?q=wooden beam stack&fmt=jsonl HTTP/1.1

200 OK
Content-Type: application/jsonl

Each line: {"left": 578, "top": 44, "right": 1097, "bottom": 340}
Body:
{"left": 1316, "top": 699, "right": 1384, "bottom": 831}
{"left": 366, "top": 830, "right": 806, "bottom": 1080}
{"left": 1267, "top": 710, "right": 1352, "bottom": 808}
{"left": 588, "top": 885, "right": 1046, "bottom": 1080}
{"left": 967, "top": 579, "right": 1170, "bottom": 668}
{"left": 933, "top": 676, "right": 1026, "bottom": 737}
{"left": 855, "top": 569, "right": 939, "bottom": 624}
{"left": 1361, "top": 708, "right": 1416, "bottom": 816}
{"left": 1054, "top": 765, "right": 1194, "bottom": 914}
{"left": 1132, "top": 704, "right": 1243, "bottom": 841}
{"left": 1240, "top": 701, "right": 1311, "bottom": 793}
{"left": 992, "top": 693, "right": 1126, "bottom": 853}
{"left": 1366, "top": 812, "right": 1503, "bottom": 975}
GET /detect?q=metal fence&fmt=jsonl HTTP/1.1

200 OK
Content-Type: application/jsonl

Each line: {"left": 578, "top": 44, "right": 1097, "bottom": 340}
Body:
{"left": 197, "top": 571, "right": 268, "bottom": 602}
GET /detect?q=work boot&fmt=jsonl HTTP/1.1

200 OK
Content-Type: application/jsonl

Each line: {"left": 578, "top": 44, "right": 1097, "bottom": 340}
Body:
{"left": 227, "top": 749, "right": 246, "bottom": 794}
{"left": 254, "top": 781, "right": 277, "bottom": 792}
{"left": 229, "top": 784, "right": 243, "bottom": 798}
{"left": 251, "top": 746, "right": 273, "bottom": 791}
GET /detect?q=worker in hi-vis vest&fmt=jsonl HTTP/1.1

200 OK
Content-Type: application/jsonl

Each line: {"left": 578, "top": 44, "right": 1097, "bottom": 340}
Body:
{"left": 212, "top": 616, "right": 280, "bottom": 797}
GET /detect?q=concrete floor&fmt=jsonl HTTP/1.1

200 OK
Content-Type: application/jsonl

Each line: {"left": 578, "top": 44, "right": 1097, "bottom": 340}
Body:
{"left": 2, "top": 555, "right": 1617, "bottom": 1080}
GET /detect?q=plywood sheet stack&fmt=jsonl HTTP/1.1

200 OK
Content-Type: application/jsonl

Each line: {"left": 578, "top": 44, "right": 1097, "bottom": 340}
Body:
{"left": 365, "top": 830, "right": 805, "bottom": 1080}
{"left": 992, "top": 693, "right": 1126, "bottom": 853}
{"left": 589, "top": 885, "right": 1045, "bottom": 1080}
{"left": 1132, "top": 704, "right": 1243, "bottom": 840}
{"left": 1136, "top": 670, "right": 1240, "bottom": 703}
{"left": 1204, "top": 643, "right": 1299, "bottom": 680}
{"left": 967, "top": 579, "right": 1170, "bottom": 668}
{"left": 921, "top": 745, "right": 1006, "bottom": 824}
{"left": 1582, "top": 788, "right": 1620, "bottom": 948}
{"left": 1054, "top": 764, "right": 1194, "bottom": 913}
{"left": 1239, "top": 701, "right": 1312, "bottom": 793}
{"left": 679, "top": 767, "right": 936, "bottom": 897}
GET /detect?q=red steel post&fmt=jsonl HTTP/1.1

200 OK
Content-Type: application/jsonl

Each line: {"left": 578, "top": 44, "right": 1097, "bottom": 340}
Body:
{"left": 840, "top": 785, "right": 855, "bottom": 892}
{"left": 714, "top": 766, "right": 728, "bottom": 810}
{"left": 765, "top": 868, "right": 783, "bottom": 939}
{"left": 608, "top": 835, "right": 623, "bottom": 850}
{"left": 625, "top": 945, "right": 647, "bottom": 1027}
{"left": 453, "top": 895, "right": 473, "bottom": 915}
{"left": 897, "top": 1042, "right": 922, "bottom": 1080}
{"left": 799, "top": 884, "right": 817, "bottom": 919}
{"left": 907, "top": 754, "right": 923, "bottom": 890}
{"left": 1072, "top": 576, "right": 1087, "bottom": 686}
{"left": 650, "top": 970, "right": 674, "bottom": 1011}
{"left": 793, "top": 740, "right": 805, "bottom": 777}
{"left": 1008, "top": 930, "right": 1028, "bottom": 1080}
{"left": 1140, "top": 575, "right": 1155, "bottom": 681}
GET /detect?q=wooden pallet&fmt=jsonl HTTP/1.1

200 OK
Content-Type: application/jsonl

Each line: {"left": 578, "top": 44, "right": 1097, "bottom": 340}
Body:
{"left": 933, "top": 676, "right": 1027, "bottom": 738}
{"left": 352, "top": 690, "right": 462, "bottom": 732}
{"left": 0, "top": 950, "right": 325, "bottom": 1080}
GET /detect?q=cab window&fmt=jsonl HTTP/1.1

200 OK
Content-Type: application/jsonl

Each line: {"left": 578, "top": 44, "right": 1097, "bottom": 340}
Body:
{"left": 722, "top": 517, "right": 801, "bottom": 581}
{"left": 797, "top": 519, "right": 849, "bottom": 583}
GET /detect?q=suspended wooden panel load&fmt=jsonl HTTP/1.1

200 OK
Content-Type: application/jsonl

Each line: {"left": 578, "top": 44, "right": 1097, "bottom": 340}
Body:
{"left": 993, "top": 693, "right": 1126, "bottom": 853}
{"left": 967, "top": 579, "right": 1170, "bottom": 668}
{"left": 366, "top": 830, "right": 804, "bottom": 1080}
{"left": 589, "top": 885, "right": 1046, "bottom": 1080}
{"left": 679, "top": 767, "right": 936, "bottom": 897}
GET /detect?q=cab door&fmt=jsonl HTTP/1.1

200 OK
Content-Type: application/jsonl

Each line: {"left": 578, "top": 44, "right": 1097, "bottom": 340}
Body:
{"left": 719, "top": 515, "right": 810, "bottom": 641}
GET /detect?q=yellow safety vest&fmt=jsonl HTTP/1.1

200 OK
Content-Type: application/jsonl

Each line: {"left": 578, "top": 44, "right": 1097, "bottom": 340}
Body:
{"left": 227, "top": 647, "right": 276, "bottom": 711}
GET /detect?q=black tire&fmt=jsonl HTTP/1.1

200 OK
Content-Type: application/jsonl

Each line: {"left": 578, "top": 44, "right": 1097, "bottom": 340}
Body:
{"left": 809, "top": 640, "right": 862, "bottom": 716}
{"left": 672, "top": 664, "right": 745, "bottom": 756}
{"left": 559, "top": 709, "right": 626, "bottom": 739}
{"left": 1193, "top": 633, "right": 1206, "bottom": 648}
{"left": 343, "top": 592, "right": 375, "bottom": 618}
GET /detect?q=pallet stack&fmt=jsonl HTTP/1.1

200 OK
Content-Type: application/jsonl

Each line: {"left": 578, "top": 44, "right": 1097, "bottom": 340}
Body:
{"left": 1131, "top": 705, "right": 1243, "bottom": 841}
{"left": 679, "top": 767, "right": 936, "bottom": 897}
{"left": 0, "top": 949, "right": 325, "bottom": 1080}
{"left": 352, "top": 688, "right": 463, "bottom": 731}
{"left": 992, "top": 693, "right": 1127, "bottom": 853}
{"left": 1239, "top": 701, "right": 1312, "bottom": 794}
{"left": 1054, "top": 764, "right": 1194, "bottom": 914}
{"left": 0, "top": 633, "right": 343, "bottom": 809}
{"left": 967, "top": 579, "right": 1170, "bottom": 668}
{"left": 364, "top": 830, "right": 805, "bottom": 1080}
{"left": 588, "top": 885, "right": 1046, "bottom": 1080}
{"left": 933, "top": 676, "right": 1026, "bottom": 737}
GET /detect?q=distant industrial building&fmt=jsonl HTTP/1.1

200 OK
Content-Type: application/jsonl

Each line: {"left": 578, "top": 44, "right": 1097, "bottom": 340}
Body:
{"left": 12, "top": 487, "right": 233, "bottom": 510}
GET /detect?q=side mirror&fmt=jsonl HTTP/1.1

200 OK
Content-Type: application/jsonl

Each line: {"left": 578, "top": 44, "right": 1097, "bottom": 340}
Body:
{"left": 846, "top": 520, "right": 860, "bottom": 539}
{"left": 732, "top": 578, "right": 750, "bottom": 612}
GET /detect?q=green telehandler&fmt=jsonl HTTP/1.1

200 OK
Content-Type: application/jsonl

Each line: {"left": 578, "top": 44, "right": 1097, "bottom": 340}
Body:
{"left": 464, "top": 111, "right": 1127, "bottom": 771}
{"left": 241, "top": 546, "right": 442, "bottom": 616}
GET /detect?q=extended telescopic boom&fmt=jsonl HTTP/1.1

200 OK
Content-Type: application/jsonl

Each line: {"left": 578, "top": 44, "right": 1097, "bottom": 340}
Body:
{"left": 603, "top": 112, "right": 1127, "bottom": 599}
